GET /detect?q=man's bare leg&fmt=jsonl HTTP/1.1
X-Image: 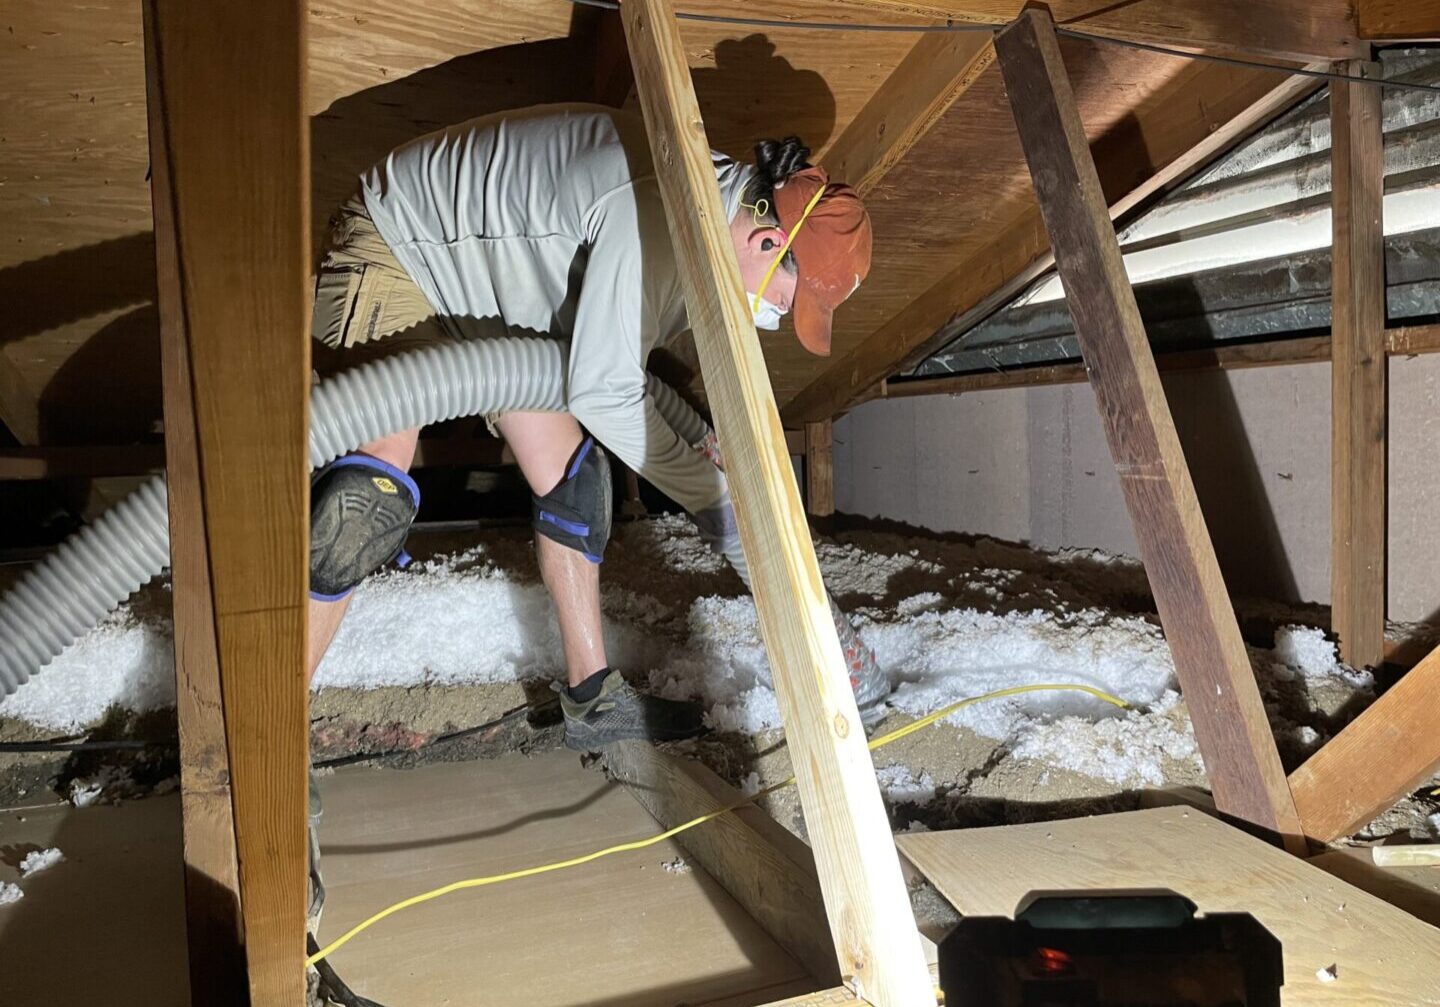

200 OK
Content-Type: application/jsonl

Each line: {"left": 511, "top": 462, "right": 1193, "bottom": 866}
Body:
{"left": 306, "top": 427, "right": 420, "bottom": 684}
{"left": 493, "top": 411, "right": 606, "bottom": 687}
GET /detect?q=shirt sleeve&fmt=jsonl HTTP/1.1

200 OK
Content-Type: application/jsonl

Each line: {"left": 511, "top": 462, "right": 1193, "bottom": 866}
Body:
{"left": 566, "top": 185, "right": 728, "bottom": 514}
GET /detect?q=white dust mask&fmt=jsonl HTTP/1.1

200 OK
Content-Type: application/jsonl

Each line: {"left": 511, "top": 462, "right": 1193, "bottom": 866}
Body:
{"left": 748, "top": 293, "right": 785, "bottom": 331}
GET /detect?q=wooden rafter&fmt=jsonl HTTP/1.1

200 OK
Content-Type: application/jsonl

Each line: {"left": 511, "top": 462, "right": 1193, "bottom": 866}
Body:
{"left": 1290, "top": 643, "right": 1440, "bottom": 841}
{"left": 1358, "top": 1, "right": 1440, "bottom": 40}
{"left": 834, "top": 0, "right": 1361, "bottom": 62}
{"left": 783, "top": 58, "right": 1324, "bottom": 427}
{"left": 145, "top": 0, "right": 310, "bottom": 999}
{"left": 820, "top": 29, "right": 994, "bottom": 197}
{"left": 1330, "top": 60, "right": 1388, "bottom": 670}
{"left": 877, "top": 323, "right": 1440, "bottom": 400}
{"left": 621, "top": 0, "right": 933, "bottom": 1001}
{"left": 995, "top": 8, "right": 1304, "bottom": 849}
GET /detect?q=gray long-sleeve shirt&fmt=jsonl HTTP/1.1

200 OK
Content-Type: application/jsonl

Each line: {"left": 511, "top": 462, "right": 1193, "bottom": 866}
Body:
{"left": 359, "top": 103, "right": 748, "bottom": 513}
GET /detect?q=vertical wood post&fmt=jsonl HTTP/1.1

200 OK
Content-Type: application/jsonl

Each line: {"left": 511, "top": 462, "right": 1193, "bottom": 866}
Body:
{"left": 996, "top": 9, "right": 1304, "bottom": 850}
{"left": 143, "top": 8, "right": 246, "bottom": 1000}
{"left": 1330, "top": 59, "right": 1387, "bottom": 670}
{"left": 805, "top": 420, "right": 835, "bottom": 518}
{"left": 144, "top": 0, "right": 310, "bottom": 1000}
{"left": 621, "top": 1, "right": 933, "bottom": 1001}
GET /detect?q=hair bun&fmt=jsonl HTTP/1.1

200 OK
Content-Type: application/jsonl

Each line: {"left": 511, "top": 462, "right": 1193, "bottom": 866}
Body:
{"left": 754, "top": 136, "right": 812, "bottom": 187}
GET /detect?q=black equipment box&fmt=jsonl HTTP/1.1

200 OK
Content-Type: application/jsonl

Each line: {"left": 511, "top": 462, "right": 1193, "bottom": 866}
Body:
{"left": 938, "top": 893, "right": 1283, "bottom": 1007}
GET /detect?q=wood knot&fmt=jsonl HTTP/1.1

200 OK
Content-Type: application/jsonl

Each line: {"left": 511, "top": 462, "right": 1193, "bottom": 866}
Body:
{"left": 833, "top": 712, "right": 850, "bottom": 738}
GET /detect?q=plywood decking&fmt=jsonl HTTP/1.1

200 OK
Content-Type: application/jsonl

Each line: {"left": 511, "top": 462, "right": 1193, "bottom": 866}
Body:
{"left": 0, "top": 796, "right": 188, "bottom": 1007}
{"left": 898, "top": 807, "right": 1440, "bottom": 1005}
{"left": 316, "top": 751, "right": 817, "bottom": 1006}
{"left": 0, "top": 752, "right": 822, "bottom": 1007}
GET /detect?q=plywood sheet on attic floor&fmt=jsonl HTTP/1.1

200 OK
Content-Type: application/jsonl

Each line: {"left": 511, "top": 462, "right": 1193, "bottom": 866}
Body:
{"left": 315, "top": 750, "right": 818, "bottom": 1006}
{"left": 0, "top": 751, "right": 818, "bottom": 1006}
{"left": 897, "top": 807, "right": 1440, "bottom": 1005}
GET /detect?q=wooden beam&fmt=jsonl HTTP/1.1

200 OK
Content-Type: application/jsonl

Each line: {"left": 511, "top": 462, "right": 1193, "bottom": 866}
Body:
{"left": 143, "top": 8, "right": 245, "bottom": 999}
{"left": 995, "top": 9, "right": 1304, "bottom": 849}
{"left": 811, "top": 323, "right": 1440, "bottom": 404}
{"left": 574, "top": 2, "right": 633, "bottom": 108}
{"left": 144, "top": 0, "right": 309, "bottom": 1001}
{"left": 884, "top": 335, "right": 1336, "bottom": 399}
{"left": 1331, "top": 60, "right": 1388, "bottom": 671}
{"left": 0, "top": 444, "right": 166, "bottom": 480}
{"left": 1290, "top": 643, "right": 1440, "bottom": 841}
{"left": 805, "top": 420, "right": 835, "bottom": 517}
{"left": 1388, "top": 322, "right": 1440, "bottom": 356}
{"left": 605, "top": 742, "right": 840, "bottom": 987}
{"left": 620, "top": 1, "right": 933, "bottom": 1002}
{"left": 1358, "top": 1, "right": 1440, "bottom": 40}
{"left": 783, "top": 59, "right": 1324, "bottom": 426}
{"left": 820, "top": 30, "right": 994, "bottom": 196}
{"left": 836, "top": 1, "right": 1360, "bottom": 62}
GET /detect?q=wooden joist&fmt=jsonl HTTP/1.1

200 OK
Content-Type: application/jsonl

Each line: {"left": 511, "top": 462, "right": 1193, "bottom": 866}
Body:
{"left": 840, "top": 0, "right": 1361, "bottom": 61}
{"left": 820, "top": 29, "right": 994, "bottom": 197}
{"left": 1330, "top": 61, "right": 1388, "bottom": 671}
{"left": 1290, "top": 643, "right": 1440, "bottom": 841}
{"left": 879, "top": 324, "right": 1440, "bottom": 401}
{"left": 144, "top": 0, "right": 310, "bottom": 1001}
{"left": 604, "top": 742, "right": 840, "bottom": 987}
{"left": 995, "top": 8, "right": 1304, "bottom": 849}
{"left": 621, "top": 0, "right": 933, "bottom": 1001}
{"left": 804, "top": 420, "right": 835, "bottom": 518}
{"left": 783, "top": 56, "right": 1324, "bottom": 427}
{"left": 1358, "top": 1, "right": 1440, "bottom": 40}
{"left": 883, "top": 335, "right": 1334, "bottom": 399}
{"left": 0, "top": 436, "right": 512, "bottom": 480}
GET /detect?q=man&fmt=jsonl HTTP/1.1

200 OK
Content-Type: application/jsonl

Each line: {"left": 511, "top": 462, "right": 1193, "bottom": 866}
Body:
{"left": 307, "top": 103, "right": 881, "bottom": 749}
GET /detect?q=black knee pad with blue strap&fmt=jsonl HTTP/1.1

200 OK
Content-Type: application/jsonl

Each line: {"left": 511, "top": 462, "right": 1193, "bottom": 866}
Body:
{"left": 310, "top": 454, "right": 420, "bottom": 601}
{"left": 532, "top": 436, "right": 612, "bottom": 563}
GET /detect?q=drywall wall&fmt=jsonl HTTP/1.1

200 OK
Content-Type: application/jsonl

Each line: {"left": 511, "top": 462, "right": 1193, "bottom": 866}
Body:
{"left": 834, "top": 354, "right": 1440, "bottom": 624}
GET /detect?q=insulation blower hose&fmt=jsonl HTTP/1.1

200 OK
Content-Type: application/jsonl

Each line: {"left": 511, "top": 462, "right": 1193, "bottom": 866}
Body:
{"left": 0, "top": 337, "right": 874, "bottom": 697}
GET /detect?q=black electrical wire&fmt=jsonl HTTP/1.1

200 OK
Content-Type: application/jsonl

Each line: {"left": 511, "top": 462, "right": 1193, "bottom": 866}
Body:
{"left": 0, "top": 738, "right": 167, "bottom": 753}
{"left": 0, "top": 702, "right": 541, "bottom": 760}
{"left": 568, "top": 0, "right": 998, "bottom": 33}
{"left": 313, "top": 702, "right": 538, "bottom": 770}
{"left": 564, "top": 0, "right": 1440, "bottom": 96}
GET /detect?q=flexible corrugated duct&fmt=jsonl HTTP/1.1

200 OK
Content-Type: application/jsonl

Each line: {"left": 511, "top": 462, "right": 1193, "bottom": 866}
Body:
{"left": 0, "top": 338, "right": 880, "bottom": 702}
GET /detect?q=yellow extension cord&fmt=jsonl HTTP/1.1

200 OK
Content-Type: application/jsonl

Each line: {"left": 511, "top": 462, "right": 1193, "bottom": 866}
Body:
{"left": 306, "top": 682, "right": 1129, "bottom": 968}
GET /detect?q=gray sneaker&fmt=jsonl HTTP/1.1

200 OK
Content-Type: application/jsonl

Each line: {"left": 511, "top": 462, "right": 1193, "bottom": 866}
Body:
{"left": 556, "top": 670, "right": 705, "bottom": 750}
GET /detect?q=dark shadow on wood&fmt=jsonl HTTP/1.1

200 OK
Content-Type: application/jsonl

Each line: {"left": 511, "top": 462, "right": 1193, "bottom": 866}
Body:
{"left": 37, "top": 303, "right": 162, "bottom": 445}
{"left": 0, "top": 232, "right": 157, "bottom": 349}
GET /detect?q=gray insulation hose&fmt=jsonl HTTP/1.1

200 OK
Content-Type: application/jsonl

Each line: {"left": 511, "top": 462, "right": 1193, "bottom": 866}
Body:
{"left": 0, "top": 337, "right": 877, "bottom": 699}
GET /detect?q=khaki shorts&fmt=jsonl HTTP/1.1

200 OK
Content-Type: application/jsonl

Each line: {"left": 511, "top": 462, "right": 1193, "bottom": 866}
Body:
{"left": 313, "top": 195, "right": 512, "bottom": 433}
{"left": 311, "top": 193, "right": 446, "bottom": 359}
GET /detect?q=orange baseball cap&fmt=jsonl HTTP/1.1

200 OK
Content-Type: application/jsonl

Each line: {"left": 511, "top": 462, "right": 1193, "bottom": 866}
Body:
{"left": 772, "top": 166, "right": 873, "bottom": 356}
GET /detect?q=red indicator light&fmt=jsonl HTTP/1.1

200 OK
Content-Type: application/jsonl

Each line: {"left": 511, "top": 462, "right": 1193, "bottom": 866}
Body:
{"left": 1033, "top": 946, "right": 1074, "bottom": 975}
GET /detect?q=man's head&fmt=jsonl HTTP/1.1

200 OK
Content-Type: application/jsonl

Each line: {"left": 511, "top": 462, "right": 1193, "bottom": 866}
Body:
{"left": 728, "top": 138, "right": 872, "bottom": 356}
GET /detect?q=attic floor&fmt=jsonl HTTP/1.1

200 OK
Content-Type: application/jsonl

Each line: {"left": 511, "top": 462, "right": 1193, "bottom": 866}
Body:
{"left": 0, "top": 750, "right": 817, "bottom": 1006}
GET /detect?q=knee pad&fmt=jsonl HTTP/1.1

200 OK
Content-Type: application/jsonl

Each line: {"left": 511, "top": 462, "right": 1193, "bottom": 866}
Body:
{"left": 532, "top": 436, "right": 612, "bottom": 563}
{"left": 310, "top": 454, "right": 419, "bottom": 601}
